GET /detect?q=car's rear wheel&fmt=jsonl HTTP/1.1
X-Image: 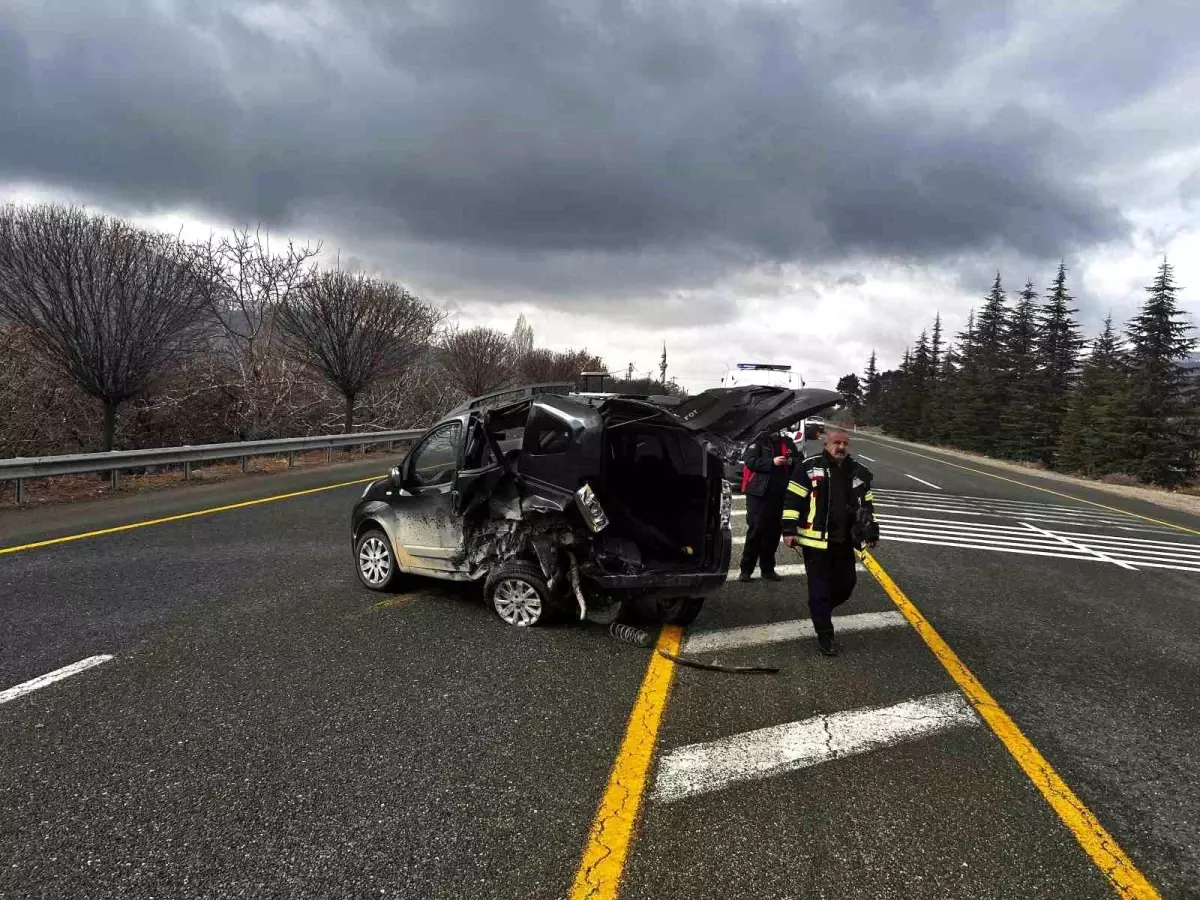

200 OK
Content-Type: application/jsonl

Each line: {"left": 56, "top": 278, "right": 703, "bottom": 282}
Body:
{"left": 485, "top": 561, "right": 554, "bottom": 627}
{"left": 655, "top": 597, "right": 704, "bottom": 626}
{"left": 356, "top": 527, "right": 401, "bottom": 591}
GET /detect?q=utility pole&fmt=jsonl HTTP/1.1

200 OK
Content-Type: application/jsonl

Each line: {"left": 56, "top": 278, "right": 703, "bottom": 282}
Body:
{"left": 626, "top": 361, "right": 635, "bottom": 382}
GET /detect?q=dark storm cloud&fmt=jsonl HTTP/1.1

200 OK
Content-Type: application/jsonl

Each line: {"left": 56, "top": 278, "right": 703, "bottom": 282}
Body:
{"left": 1, "top": 0, "right": 1137, "bottom": 281}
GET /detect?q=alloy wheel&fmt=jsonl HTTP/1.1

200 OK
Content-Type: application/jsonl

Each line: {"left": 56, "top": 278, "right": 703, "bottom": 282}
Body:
{"left": 358, "top": 535, "right": 392, "bottom": 587}
{"left": 492, "top": 578, "right": 544, "bottom": 626}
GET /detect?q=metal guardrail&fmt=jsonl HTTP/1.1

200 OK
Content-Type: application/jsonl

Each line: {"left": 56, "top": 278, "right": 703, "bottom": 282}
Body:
{"left": 1, "top": 429, "right": 425, "bottom": 505}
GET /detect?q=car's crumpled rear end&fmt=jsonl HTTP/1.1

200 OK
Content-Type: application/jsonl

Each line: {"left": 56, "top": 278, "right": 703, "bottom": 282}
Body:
{"left": 457, "top": 385, "right": 838, "bottom": 621}
{"left": 577, "top": 397, "right": 732, "bottom": 594}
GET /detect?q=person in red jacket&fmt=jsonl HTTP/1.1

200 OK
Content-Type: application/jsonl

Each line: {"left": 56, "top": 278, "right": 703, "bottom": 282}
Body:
{"left": 738, "top": 428, "right": 800, "bottom": 582}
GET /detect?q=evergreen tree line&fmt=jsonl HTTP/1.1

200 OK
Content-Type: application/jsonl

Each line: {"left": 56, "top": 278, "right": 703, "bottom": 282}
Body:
{"left": 852, "top": 260, "right": 1199, "bottom": 486}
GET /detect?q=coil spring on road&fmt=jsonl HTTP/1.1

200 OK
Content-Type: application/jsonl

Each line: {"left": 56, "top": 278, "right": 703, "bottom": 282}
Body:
{"left": 609, "top": 622, "right": 652, "bottom": 647}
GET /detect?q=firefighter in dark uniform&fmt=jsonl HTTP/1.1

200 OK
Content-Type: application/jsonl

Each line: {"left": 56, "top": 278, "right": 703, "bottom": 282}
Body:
{"left": 738, "top": 428, "right": 800, "bottom": 582}
{"left": 781, "top": 425, "right": 879, "bottom": 655}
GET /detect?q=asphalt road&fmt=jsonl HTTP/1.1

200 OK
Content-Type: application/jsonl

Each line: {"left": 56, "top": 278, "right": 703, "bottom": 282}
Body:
{"left": 2, "top": 435, "right": 1198, "bottom": 898}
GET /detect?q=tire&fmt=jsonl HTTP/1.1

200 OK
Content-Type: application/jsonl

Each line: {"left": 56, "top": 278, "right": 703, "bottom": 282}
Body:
{"left": 355, "top": 527, "right": 402, "bottom": 591}
{"left": 485, "top": 561, "right": 555, "bottom": 627}
{"left": 655, "top": 597, "right": 704, "bottom": 626}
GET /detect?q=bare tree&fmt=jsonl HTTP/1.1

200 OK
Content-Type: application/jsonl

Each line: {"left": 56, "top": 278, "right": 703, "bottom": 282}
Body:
{"left": 0, "top": 204, "right": 210, "bottom": 450}
{"left": 510, "top": 314, "right": 534, "bottom": 362}
{"left": 516, "top": 347, "right": 602, "bottom": 384}
{"left": 195, "top": 227, "right": 321, "bottom": 438}
{"left": 439, "top": 325, "right": 516, "bottom": 398}
{"left": 278, "top": 271, "right": 444, "bottom": 431}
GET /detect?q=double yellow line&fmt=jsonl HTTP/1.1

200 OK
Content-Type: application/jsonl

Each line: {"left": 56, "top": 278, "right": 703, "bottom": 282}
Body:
{"left": 570, "top": 562, "right": 1161, "bottom": 900}
{"left": 0, "top": 460, "right": 1165, "bottom": 897}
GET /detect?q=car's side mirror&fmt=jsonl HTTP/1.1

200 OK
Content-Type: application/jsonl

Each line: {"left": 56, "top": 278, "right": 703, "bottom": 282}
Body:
{"left": 389, "top": 465, "right": 404, "bottom": 489}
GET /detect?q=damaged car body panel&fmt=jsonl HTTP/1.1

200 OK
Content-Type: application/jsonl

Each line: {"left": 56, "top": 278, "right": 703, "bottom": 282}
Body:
{"left": 351, "top": 385, "right": 841, "bottom": 625}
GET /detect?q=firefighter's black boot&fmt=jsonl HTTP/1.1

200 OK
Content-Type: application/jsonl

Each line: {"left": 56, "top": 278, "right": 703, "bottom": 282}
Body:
{"left": 816, "top": 631, "right": 838, "bottom": 657}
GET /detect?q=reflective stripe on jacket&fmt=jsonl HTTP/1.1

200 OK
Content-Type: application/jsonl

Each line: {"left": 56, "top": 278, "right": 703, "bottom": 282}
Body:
{"left": 780, "top": 452, "right": 876, "bottom": 551}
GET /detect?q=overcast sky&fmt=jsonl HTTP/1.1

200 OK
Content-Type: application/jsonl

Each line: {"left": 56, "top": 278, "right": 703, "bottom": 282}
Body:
{"left": 3, "top": 0, "right": 1198, "bottom": 391}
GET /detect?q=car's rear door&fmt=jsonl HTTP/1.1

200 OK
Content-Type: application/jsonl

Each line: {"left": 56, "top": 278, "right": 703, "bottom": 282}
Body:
{"left": 670, "top": 386, "right": 843, "bottom": 456}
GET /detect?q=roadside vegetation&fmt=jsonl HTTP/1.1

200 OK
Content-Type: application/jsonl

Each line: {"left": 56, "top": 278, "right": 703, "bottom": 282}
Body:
{"left": 0, "top": 203, "right": 683, "bottom": 462}
{"left": 844, "top": 260, "right": 1199, "bottom": 489}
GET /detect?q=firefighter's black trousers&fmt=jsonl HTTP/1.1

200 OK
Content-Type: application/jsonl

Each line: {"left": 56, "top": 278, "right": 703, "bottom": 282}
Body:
{"left": 801, "top": 542, "right": 858, "bottom": 635}
{"left": 740, "top": 494, "right": 783, "bottom": 576}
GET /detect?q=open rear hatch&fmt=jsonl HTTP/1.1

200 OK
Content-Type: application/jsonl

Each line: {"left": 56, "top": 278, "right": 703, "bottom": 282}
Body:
{"left": 668, "top": 386, "right": 843, "bottom": 457}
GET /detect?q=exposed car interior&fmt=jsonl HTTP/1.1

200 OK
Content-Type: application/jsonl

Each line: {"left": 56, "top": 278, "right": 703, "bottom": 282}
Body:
{"left": 595, "top": 410, "right": 717, "bottom": 570}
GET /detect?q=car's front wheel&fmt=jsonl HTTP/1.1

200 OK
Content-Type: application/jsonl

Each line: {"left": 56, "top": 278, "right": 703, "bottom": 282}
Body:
{"left": 485, "top": 561, "right": 554, "bottom": 627}
{"left": 355, "top": 527, "right": 402, "bottom": 591}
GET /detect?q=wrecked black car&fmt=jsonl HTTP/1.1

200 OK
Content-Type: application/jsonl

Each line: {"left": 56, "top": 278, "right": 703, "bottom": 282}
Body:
{"left": 351, "top": 384, "right": 840, "bottom": 627}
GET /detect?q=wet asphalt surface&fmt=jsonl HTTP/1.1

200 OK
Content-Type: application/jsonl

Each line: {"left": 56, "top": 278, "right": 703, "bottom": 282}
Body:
{"left": 2, "top": 437, "right": 1198, "bottom": 898}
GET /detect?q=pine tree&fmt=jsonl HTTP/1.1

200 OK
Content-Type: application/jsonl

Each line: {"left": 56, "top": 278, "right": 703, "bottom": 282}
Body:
{"left": 996, "top": 280, "right": 1041, "bottom": 460}
{"left": 964, "top": 273, "right": 1011, "bottom": 453}
{"left": 1031, "top": 262, "right": 1084, "bottom": 465}
{"left": 836, "top": 373, "right": 864, "bottom": 417}
{"left": 1123, "top": 258, "right": 1197, "bottom": 485}
{"left": 862, "top": 350, "right": 880, "bottom": 424}
{"left": 945, "top": 310, "right": 980, "bottom": 449}
{"left": 930, "top": 313, "right": 943, "bottom": 376}
{"left": 910, "top": 330, "right": 935, "bottom": 441}
{"left": 1057, "top": 316, "right": 1128, "bottom": 476}
{"left": 884, "top": 347, "right": 915, "bottom": 437}
{"left": 927, "top": 332, "right": 960, "bottom": 444}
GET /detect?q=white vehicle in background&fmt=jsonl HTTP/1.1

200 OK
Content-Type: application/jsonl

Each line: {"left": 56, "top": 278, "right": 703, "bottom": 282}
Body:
{"left": 721, "top": 363, "right": 805, "bottom": 490}
{"left": 799, "top": 416, "right": 826, "bottom": 442}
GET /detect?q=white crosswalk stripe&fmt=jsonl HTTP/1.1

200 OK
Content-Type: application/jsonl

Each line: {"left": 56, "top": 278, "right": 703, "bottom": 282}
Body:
{"left": 663, "top": 504, "right": 974, "bottom": 804}
{"left": 684, "top": 611, "right": 906, "bottom": 653}
{"left": 680, "top": 482, "right": 1195, "bottom": 812}
{"left": 653, "top": 692, "right": 979, "bottom": 803}
{"left": 727, "top": 563, "right": 807, "bottom": 577}
{"left": 875, "top": 509, "right": 1200, "bottom": 572}
{"left": 872, "top": 488, "right": 1178, "bottom": 535}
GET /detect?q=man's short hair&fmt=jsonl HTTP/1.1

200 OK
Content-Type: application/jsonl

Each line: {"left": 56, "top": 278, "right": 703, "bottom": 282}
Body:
{"left": 824, "top": 424, "right": 851, "bottom": 439}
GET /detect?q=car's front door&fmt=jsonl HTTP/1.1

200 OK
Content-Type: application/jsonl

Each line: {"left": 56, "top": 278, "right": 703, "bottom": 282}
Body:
{"left": 393, "top": 419, "right": 467, "bottom": 575}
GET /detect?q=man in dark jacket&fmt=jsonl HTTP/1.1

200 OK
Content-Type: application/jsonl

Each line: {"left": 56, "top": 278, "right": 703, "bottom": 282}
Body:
{"left": 738, "top": 429, "right": 800, "bottom": 582}
{"left": 781, "top": 425, "right": 879, "bottom": 656}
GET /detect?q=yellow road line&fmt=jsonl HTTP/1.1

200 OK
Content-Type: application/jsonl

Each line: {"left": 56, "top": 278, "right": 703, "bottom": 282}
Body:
{"left": 853, "top": 434, "right": 1200, "bottom": 537}
{"left": 862, "top": 552, "right": 1161, "bottom": 900}
{"left": 570, "top": 625, "right": 682, "bottom": 900}
{"left": 0, "top": 475, "right": 383, "bottom": 556}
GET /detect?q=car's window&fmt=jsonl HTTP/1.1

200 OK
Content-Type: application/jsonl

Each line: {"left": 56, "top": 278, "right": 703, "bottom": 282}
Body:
{"left": 463, "top": 420, "right": 489, "bottom": 469}
{"left": 409, "top": 422, "right": 463, "bottom": 487}
{"left": 525, "top": 409, "right": 571, "bottom": 455}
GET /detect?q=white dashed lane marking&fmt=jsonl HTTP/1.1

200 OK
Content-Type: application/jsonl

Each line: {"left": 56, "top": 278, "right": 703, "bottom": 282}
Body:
{"left": 0, "top": 655, "right": 114, "bottom": 706}
{"left": 904, "top": 474, "right": 942, "bottom": 490}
